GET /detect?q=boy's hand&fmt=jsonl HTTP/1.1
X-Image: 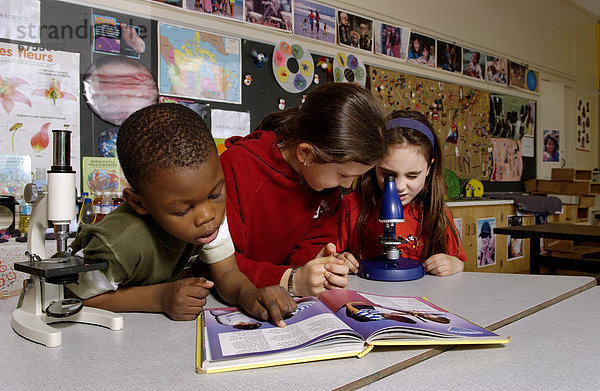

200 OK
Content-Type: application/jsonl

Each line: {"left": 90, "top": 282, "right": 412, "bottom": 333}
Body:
{"left": 161, "top": 277, "right": 214, "bottom": 321}
{"left": 423, "top": 254, "right": 464, "bottom": 277}
{"left": 239, "top": 286, "right": 296, "bottom": 327}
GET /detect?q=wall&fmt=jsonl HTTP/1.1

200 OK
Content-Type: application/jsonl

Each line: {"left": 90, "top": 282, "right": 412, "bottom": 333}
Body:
{"left": 51, "top": 0, "right": 600, "bottom": 174}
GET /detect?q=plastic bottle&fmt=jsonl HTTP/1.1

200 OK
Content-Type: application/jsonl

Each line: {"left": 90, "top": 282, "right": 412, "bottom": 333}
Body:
{"left": 100, "top": 191, "right": 114, "bottom": 217}
{"left": 18, "top": 202, "right": 32, "bottom": 234}
{"left": 113, "top": 191, "right": 125, "bottom": 210}
{"left": 92, "top": 191, "right": 102, "bottom": 217}
{"left": 79, "top": 192, "right": 96, "bottom": 225}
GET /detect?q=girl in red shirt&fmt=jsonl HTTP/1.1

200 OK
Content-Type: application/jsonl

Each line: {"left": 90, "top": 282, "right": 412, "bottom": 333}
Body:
{"left": 339, "top": 109, "right": 466, "bottom": 276}
{"left": 220, "top": 83, "right": 386, "bottom": 296}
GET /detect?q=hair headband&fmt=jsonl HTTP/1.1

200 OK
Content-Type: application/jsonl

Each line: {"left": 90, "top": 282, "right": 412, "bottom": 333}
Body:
{"left": 385, "top": 118, "right": 435, "bottom": 152}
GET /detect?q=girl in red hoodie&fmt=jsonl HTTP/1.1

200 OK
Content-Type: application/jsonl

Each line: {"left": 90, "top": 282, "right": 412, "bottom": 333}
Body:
{"left": 338, "top": 109, "right": 466, "bottom": 276}
{"left": 220, "top": 83, "right": 386, "bottom": 297}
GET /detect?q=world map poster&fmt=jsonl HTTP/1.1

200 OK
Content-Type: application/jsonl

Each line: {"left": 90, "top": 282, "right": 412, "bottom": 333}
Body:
{"left": 158, "top": 23, "right": 241, "bottom": 104}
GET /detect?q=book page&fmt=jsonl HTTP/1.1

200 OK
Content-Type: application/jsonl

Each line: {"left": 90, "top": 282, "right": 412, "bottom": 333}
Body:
{"left": 204, "top": 297, "right": 358, "bottom": 361}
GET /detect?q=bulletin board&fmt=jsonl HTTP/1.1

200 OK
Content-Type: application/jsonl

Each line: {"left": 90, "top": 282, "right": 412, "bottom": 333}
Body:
{"left": 369, "top": 65, "right": 492, "bottom": 181}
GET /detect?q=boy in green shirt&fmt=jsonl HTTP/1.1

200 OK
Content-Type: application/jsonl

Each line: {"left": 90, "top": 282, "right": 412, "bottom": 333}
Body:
{"left": 68, "top": 103, "right": 295, "bottom": 325}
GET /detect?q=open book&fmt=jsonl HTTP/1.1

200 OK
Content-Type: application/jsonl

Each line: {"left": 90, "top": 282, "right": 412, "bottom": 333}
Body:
{"left": 196, "top": 289, "right": 509, "bottom": 373}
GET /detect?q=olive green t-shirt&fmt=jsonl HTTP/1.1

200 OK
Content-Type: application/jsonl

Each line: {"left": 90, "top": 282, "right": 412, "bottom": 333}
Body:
{"left": 67, "top": 202, "right": 234, "bottom": 299}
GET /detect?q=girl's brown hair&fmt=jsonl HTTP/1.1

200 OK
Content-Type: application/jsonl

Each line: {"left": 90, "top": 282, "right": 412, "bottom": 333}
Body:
{"left": 353, "top": 109, "right": 460, "bottom": 261}
{"left": 257, "top": 82, "right": 386, "bottom": 166}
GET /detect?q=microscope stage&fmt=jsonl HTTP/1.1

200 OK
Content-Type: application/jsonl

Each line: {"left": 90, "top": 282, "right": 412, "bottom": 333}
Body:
{"left": 14, "top": 257, "right": 107, "bottom": 278}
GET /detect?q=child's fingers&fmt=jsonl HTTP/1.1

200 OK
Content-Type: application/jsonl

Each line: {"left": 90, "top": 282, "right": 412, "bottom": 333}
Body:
{"left": 325, "top": 262, "right": 349, "bottom": 276}
{"left": 323, "top": 269, "right": 348, "bottom": 289}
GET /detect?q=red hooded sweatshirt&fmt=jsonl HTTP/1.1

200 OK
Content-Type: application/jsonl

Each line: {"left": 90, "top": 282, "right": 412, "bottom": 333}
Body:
{"left": 220, "top": 130, "right": 341, "bottom": 288}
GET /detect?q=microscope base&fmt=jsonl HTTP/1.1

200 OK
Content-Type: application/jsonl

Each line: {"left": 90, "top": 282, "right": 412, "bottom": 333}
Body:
{"left": 12, "top": 306, "right": 124, "bottom": 348}
{"left": 358, "top": 257, "right": 425, "bottom": 281}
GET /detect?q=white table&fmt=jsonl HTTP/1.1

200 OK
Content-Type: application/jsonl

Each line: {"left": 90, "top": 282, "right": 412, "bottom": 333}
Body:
{"left": 0, "top": 273, "right": 595, "bottom": 390}
{"left": 361, "top": 286, "right": 600, "bottom": 391}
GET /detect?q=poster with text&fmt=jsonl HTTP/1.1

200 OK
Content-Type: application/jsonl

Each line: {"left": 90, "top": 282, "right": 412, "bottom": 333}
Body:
{"left": 0, "top": 0, "right": 40, "bottom": 43}
{"left": 0, "top": 43, "right": 80, "bottom": 194}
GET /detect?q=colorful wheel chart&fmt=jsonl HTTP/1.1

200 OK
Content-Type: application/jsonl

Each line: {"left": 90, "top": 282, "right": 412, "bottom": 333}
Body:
{"left": 272, "top": 41, "right": 314, "bottom": 93}
{"left": 333, "top": 51, "right": 366, "bottom": 87}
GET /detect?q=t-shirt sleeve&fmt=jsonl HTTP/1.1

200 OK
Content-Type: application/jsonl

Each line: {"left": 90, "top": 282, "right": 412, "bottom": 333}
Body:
{"left": 66, "top": 235, "right": 128, "bottom": 299}
{"left": 199, "top": 215, "right": 235, "bottom": 264}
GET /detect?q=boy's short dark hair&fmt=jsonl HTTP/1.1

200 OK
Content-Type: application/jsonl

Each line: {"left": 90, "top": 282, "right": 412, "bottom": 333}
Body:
{"left": 117, "top": 103, "right": 216, "bottom": 193}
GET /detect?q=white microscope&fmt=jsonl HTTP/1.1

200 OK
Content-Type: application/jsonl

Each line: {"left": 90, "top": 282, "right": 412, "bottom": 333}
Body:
{"left": 11, "top": 127, "right": 123, "bottom": 347}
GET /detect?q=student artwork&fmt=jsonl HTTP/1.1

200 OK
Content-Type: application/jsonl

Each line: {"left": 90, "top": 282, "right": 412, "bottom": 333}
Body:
{"left": 333, "top": 51, "right": 366, "bottom": 87}
{"left": 374, "top": 21, "right": 410, "bottom": 60}
{"left": 485, "top": 55, "right": 507, "bottom": 85}
{"left": 245, "top": 0, "right": 292, "bottom": 32}
{"left": 406, "top": 32, "right": 436, "bottom": 68}
{"left": 336, "top": 9, "right": 373, "bottom": 52}
{"left": 542, "top": 129, "right": 559, "bottom": 162}
{"left": 436, "top": 40, "right": 462, "bottom": 72}
{"left": 184, "top": 0, "right": 244, "bottom": 22}
{"left": 490, "top": 138, "right": 522, "bottom": 181}
{"left": 477, "top": 218, "right": 496, "bottom": 268}
{"left": 575, "top": 98, "right": 590, "bottom": 152}
{"left": 509, "top": 61, "right": 527, "bottom": 89}
{"left": 83, "top": 55, "right": 158, "bottom": 125}
{"left": 369, "top": 65, "right": 492, "bottom": 180}
{"left": 507, "top": 215, "right": 524, "bottom": 261}
{"left": 272, "top": 41, "right": 314, "bottom": 93}
{"left": 525, "top": 69, "right": 539, "bottom": 92}
{"left": 293, "top": 0, "right": 336, "bottom": 45}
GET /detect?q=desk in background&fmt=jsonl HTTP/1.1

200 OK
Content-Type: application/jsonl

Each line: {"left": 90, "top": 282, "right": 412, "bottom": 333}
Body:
{"left": 0, "top": 273, "right": 595, "bottom": 390}
{"left": 361, "top": 286, "right": 600, "bottom": 390}
{"left": 494, "top": 223, "right": 600, "bottom": 274}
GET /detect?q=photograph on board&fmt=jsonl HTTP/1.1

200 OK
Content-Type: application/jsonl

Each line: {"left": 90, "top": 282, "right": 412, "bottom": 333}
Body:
{"left": 337, "top": 9, "right": 373, "bottom": 52}
{"left": 542, "top": 129, "right": 559, "bottom": 162}
{"left": 436, "top": 40, "right": 461, "bottom": 72}
{"left": 485, "top": 55, "right": 507, "bottom": 85}
{"left": 293, "top": 0, "right": 336, "bottom": 44}
{"left": 509, "top": 61, "right": 527, "bottom": 89}
{"left": 373, "top": 21, "right": 410, "bottom": 60}
{"left": 246, "top": 0, "right": 292, "bottom": 32}
{"left": 477, "top": 218, "right": 496, "bottom": 268}
{"left": 462, "top": 48, "right": 484, "bottom": 80}
{"left": 406, "top": 31, "right": 435, "bottom": 68}
{"left": 184, "top": 0, "right": 244, "bottom": 21}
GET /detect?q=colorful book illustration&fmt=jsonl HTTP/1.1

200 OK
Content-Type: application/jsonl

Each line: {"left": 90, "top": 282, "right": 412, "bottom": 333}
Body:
{"left": 196, "top": 289, "right": 509, "bottom": 373}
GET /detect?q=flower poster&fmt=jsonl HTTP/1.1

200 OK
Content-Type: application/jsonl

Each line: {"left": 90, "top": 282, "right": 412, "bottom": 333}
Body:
{"left": 0, "top": 42, "right": 80, "bottom": 192}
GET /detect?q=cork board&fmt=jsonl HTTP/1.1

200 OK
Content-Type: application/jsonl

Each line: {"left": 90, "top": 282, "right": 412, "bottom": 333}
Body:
{"left": 369, "top": 65, "right": 491, "bottom": 180}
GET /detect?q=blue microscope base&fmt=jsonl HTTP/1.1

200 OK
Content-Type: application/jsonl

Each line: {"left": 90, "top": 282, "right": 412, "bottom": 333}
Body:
{"left": 358, "top": 257, "right": 425, "bottom": 281}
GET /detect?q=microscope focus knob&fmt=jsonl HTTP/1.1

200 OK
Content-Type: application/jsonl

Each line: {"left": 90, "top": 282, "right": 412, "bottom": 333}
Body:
{"left": 24, "top": 183, "right": 41, "bottom": 204}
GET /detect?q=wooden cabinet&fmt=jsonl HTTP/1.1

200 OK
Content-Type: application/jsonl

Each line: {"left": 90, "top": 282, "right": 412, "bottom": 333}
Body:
{"left": 448, "top": 200, "right": 532, "bottom": 273}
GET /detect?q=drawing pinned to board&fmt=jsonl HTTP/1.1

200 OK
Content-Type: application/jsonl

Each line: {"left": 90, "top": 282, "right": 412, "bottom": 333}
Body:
{"left": 575, "top": 98, "right": 590, "bottom": 152}
{"left": 83, "top": 55, "right": 158, "bottom": 125}
{"left": 245, "top": 0, "right": 292, "bottom": 32}
{"left": 333, "top": 51, "right": 366, "bottom": 87}
{"left": 542, "top": 129, "right": 559, "bottom": 162}
{"left": 490, "top": 137, "right": 522, "bottom": 181}
{"left": 293, "top": 0, "right": 336, "bottom": 45}
{"left": 272, "top": 41, "right": 314, "bottom": 93}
